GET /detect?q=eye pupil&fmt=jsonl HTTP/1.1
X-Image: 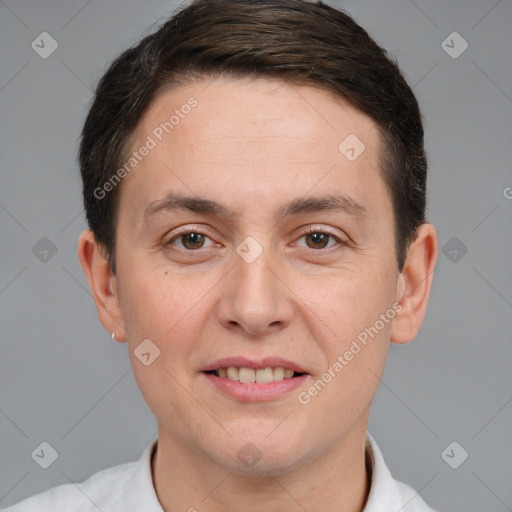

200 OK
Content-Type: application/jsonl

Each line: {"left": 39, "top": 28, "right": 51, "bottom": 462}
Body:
{"left": 183, "top": 232, "right": 205, "bottom": 249}
{"left": 306, "top": 232, "right": 329, "bottom": 249}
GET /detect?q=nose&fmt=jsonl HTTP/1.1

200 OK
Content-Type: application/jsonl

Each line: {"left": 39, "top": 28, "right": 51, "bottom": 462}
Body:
{"left": 217, "top": 246, "right": 294, "bottom": 338}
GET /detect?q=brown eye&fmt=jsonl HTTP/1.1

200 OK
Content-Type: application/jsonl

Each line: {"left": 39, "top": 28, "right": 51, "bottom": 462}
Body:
{"left": 179, "top": 232, "right": 206, "bottom": 250}
{"left": 303, "top": 232, "right": 338, "bottom": 249}
{"left": 167, "top": 230, "right": 214, "bottom": 250}
{"left": 305, "top": 232, "right": 327, "bottom": 249}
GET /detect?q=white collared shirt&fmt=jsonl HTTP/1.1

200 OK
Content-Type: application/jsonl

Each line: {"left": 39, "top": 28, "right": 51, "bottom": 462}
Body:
{"left": 2, "top": 433, "right": 438, "bottom": 511}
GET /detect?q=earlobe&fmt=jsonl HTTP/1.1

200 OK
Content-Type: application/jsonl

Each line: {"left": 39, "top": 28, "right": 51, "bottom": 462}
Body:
{"left": 390, "top": 223, "right": 438, "bottom": 344}
{"left": 77, "top": 229, "right": 126, "bottom": 342}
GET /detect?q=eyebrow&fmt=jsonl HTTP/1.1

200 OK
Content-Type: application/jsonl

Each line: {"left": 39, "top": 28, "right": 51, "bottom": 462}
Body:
{"left": 142, "top": 192, "right": 368, "bottom": 224}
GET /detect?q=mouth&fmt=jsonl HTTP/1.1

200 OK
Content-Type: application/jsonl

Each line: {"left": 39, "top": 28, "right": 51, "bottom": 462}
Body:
{"left": 204, "top": 366, "right": 306, "bottom": 383}
{"left": 201, "top": 357, "right": 310, "bottom": 402}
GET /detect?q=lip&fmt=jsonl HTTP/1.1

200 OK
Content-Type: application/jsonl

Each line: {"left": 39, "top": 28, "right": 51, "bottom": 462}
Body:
{"left": 201, "top": 356, "right": 310, "bottom": 374}
{"left": 202, "top": 372, "right": 309, "bottom": 402}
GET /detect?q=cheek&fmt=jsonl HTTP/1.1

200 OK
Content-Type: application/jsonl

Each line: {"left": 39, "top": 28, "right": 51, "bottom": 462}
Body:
{"left": 300, "top": 262, "right": 395, "bottom": 399}
{"left": 308, "top": 268, "right": 394, "bottom": 343}
{"left": 119, "top": 268, "right": 215, "bottom": 370}
{"left": 119, "top": 266, "right": 193, "bottom": 332}
{"left": 120, "top": 271, "right": 204, "bottom": 420}
{"left": 301, "top": 311, "right": 391, "bottom": 434}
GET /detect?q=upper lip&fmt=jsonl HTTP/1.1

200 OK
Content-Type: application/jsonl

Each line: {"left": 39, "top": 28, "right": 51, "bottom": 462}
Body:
{"left": 201, "top": 356, "right": 310, "bottom": 374}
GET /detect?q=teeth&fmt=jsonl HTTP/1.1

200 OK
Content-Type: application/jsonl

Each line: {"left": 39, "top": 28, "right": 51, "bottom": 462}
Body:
{"left": 213, "top": 366, "right": 300, "bottom": 383}
{"left": 239, "top": 367, "right": 255, "bottom": 383}
{"left": 226, "top": 367, "right": 239, "bottom": 381}
{"left": 273, "top": 367, "right": 284, "bottom": 381}
{"left": 256, "top": 368, "right": 273, "bottom": 383}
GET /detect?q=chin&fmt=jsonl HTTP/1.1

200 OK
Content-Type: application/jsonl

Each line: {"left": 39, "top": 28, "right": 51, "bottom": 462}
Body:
{"left": 213, "top": 429, "right": 312, "bottom": 476}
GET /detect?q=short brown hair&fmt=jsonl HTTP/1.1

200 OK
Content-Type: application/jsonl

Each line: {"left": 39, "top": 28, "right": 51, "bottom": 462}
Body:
{"left": 80, "top": 0, "right": 427, "bottom": 274}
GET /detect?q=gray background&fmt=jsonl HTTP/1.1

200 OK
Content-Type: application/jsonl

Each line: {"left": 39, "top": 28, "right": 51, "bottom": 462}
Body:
{"left": 1, "top": 0, "right": 511, "bottom": 510}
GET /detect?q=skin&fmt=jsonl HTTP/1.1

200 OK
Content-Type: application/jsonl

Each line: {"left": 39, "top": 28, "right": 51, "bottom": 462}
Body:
{"left": 78, "top": 76, "right": 437, "bottom": 512}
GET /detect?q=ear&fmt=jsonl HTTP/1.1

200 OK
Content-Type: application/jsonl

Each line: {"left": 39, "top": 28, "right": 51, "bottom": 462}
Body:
{"left": 77, "top": 229, "right": 126, "bottom": 342}
{"left": 390, "top": 223, "right": 438, "bottom": 344}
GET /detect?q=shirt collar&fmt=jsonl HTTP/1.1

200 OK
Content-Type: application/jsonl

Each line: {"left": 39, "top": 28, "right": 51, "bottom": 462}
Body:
{"left": 121, "top": 438, "right": 163, "bottom": 511}
{"left": 364, "top": 432, "right": 404, "bottom": 510}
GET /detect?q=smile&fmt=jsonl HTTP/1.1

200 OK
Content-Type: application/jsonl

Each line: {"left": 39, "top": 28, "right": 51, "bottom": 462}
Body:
{"left": 206, "top": 366, "right": 304, "bottom": 383}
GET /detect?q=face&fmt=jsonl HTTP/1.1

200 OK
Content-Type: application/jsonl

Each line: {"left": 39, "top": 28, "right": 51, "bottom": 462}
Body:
{"left": 108, "top": 76, "right": 402, "bottom": 473}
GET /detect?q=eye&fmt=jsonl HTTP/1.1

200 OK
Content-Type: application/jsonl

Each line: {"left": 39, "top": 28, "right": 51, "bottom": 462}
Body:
{"left": 164, "top": 226, "right": 346, "bottom": 252}
{"left": 296, "top": 227, "right": 346, "bottom": 250}
{"left": 165, "top": 230, "right": 215, "bottom": 250}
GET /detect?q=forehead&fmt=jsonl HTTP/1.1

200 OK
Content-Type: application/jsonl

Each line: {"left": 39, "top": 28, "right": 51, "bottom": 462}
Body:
{"left": 119, "top": 76, "right": 389, "bottom": 225}
{"left": 138, "top": 76, "right": 379, "bottom": 152}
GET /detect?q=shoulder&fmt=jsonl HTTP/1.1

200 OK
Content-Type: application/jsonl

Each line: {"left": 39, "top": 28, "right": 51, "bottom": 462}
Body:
{"left": 2, "top": 460, "right": 136, "bottom": 512}
{"left": 394, "top": 479, "right": 440, "bottom": 512}
{"left": 364, "top": 432, "right": 440, "bottom": 512}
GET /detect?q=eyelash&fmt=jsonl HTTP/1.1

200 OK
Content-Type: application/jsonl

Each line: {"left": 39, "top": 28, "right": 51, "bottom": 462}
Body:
{"left": 164, "top": 226, "right": 346, "bottom": 252}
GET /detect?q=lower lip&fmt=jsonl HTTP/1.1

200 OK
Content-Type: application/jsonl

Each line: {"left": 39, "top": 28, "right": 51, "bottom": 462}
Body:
{"left": 202, "top": 372, "right": 309, "bottom": 402}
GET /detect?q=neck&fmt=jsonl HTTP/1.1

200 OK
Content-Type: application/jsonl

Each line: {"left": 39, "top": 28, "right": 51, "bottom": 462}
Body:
{"left": 152, "top": 427, "right": 371, "bottom": 512}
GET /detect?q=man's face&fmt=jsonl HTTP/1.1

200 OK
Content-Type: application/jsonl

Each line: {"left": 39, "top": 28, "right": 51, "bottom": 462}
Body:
{"left": 114, "top": 76, "right": 401, "bottom": 472}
